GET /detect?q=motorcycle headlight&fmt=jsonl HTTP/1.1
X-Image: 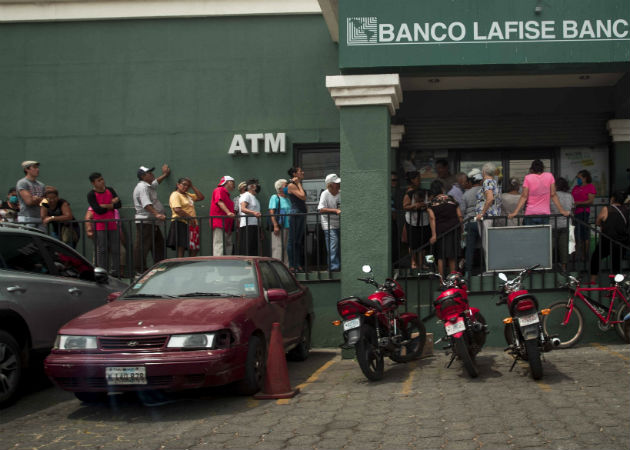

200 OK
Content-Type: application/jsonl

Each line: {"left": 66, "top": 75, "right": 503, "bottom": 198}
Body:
{"left": 167, "top": 333, "right": 216, "bottom": 349}
{"left": 55, "top": 335, "right": 98, "bottom": 350}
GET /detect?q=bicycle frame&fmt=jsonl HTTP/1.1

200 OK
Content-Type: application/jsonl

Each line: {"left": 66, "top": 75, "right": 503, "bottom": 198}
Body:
{"left": 563, "top": 286, "right": 629, "bottom": 326}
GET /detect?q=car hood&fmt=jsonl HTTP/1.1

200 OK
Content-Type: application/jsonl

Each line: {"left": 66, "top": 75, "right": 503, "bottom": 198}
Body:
{"left": 59, "top": 297, "right": 259, "bottom": 336}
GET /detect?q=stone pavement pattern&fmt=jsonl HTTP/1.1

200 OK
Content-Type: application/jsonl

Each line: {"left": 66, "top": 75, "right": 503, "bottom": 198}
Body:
{"left": 0, "top": 344, "right": 628, "bottom": 450}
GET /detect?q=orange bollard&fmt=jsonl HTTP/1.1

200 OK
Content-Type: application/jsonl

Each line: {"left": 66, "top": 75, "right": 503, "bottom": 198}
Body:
{"left": 253, "top": 322, "right": 300, "bottom": 399}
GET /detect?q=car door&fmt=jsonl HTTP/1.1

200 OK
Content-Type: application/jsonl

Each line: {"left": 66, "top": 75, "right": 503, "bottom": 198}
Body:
{"left": 38, "top": 238, "right": 112, "bottom": 333}
{"left": 257, "top": 261, "right": 291, "bottom": 345}
{"left": 270, "top": 261, "right": 305, "bottom": 344}
{"left": 0, "top": 233, "right": 69, "bottom": 349}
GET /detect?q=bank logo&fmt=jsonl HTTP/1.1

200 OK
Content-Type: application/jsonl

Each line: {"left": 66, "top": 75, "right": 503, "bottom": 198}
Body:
{"left": 347, "top": 17, "right": 378, "bottom": 45}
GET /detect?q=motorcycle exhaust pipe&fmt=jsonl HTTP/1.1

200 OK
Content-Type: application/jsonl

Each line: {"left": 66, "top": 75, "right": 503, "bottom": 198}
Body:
{"left": 551, "top": 337, "right": 561, "bottom": 347}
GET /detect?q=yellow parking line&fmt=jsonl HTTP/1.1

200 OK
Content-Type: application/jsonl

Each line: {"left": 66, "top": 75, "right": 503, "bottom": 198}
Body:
{"left": 512, "top": 357, "right": 551, "bottom": 391}
{"left": 276, "top": 355, "right": 340, "bottom": 405}
{"left": 400, "top": 360, "right": 418, "bottom": 395}
{"left": 590, "top": 343, "right": 630, "bottom": 362}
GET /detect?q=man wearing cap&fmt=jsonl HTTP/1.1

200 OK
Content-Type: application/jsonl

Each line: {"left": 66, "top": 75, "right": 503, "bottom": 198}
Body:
{"left": 460, "top": 168, "right": 483, "bottom": 276}
{"left": 318, "top": 174, "right": 341, "bottom": 271}
{"left": 133, "top": 164, "right": 170, "bottom": 274}
{"left": 16, "top": 160, "right": 46, "bottom": 230}
{"left": 210, "top": 176, "right": 236, "bottom": 255}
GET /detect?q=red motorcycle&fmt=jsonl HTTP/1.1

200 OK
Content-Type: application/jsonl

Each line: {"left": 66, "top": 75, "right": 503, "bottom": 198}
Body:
{"left": 497, "top": 266, "right": 559, "bottom": 379}
{"left": 333, "top": 265, "right": 426, "bottom": 381}
{"left": 423, "top": 264, "right": 487, "bottom": 378}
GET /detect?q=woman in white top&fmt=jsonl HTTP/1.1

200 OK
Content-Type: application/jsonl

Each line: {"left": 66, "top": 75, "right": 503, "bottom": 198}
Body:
{"left": 239, "top": 179, "right": 262, "bottom": 255}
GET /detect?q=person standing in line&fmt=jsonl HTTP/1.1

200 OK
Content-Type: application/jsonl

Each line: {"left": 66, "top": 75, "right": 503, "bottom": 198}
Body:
{"left": 269, "top": 179, "right": 291, "bottom": 264}
{"left": 87, "top": 172, "right": 121, "bottom": 275}
{"left": 285, "top": 167, "right": 307, "bottom": 272}
{"left": 239, "top": 179, "right": 262, "bottom": 256}
{"left": 318, "top": 174, "right": 341, "bottom": 272}
{"left": 590, "top": 190, "right": 629, "bottom": 283}
{"left": 16, "top": 160, "right": 45, "bottom": 230}
{"left": 508, "top": 159, "right": 570, "bottom": 224}
{"left": 501, "top": 177, "right": 521, "bottom": 227}
{"left": 402, "top": 170, "right": 429, "bottom": 270}
{"left": 133, "top": 164, "right": 170, "bottom": 275}
{"left": 460, "top": 169, "right": 483, "bottom": 277}
{"left": 474, "top": 162, "right": 503, "bottom": 257}
{"left": 551, "top": 177, "right": 575, "bottom": 271}
{"left": 0, "top": 188, "right": 20, "bottom": 222}
{"left": 428, "top": 180, "right": 463, "bottom": 277}
{"left": 232, "top": 181, "right": 247, "bottom": 252}
{"left": 168, "top": 177, "right": 204, "bottom": 257}
{"left": 40, "top": 186, "right": 79, "bottom": 248}
{"left": 210, "top": 176, "right": 236, "bottom": 255}
{"left": 447, "top": 172, "right": 468, "bottom": 206}
{"left": 435, "top": 159, "right": 457, "bottom": 193}
{"left": 572, "top": 169, "right": 596, "bottom": 262}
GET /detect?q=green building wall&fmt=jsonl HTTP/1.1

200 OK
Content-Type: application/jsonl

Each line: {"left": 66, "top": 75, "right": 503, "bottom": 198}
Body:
{"left": 0, "top": 15, "right": 340, "bottom": 210}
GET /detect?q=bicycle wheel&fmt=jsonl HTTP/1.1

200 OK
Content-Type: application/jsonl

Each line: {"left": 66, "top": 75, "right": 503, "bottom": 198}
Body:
{"left": 614, "top": 303, "right": 630, "bottom": 343}
{"left": 542, "top": 301, "right": 584, "bottom": 348}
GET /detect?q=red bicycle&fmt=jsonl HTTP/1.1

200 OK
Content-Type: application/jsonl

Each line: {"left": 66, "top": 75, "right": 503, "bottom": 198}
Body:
{"left": 542, "top": 273, "right": 630, "bottom": 348}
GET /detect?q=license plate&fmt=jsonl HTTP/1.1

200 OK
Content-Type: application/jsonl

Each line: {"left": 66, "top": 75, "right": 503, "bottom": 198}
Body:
{"left": 106, "top": 366, "right": 147, "bottom": 385}
{"left": 518, "top": 313, "right": 540, "bottom": 327}
{"left": 445, "top": 320, "right": 466, "bottom": 336}
{"left": 343, "top": 318, "right": 361, "bottom": 331}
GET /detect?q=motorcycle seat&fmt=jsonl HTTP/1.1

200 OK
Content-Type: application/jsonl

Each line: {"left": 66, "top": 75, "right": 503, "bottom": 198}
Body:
{"left": 358, "top": 297, "right": 383, "bottom": 312}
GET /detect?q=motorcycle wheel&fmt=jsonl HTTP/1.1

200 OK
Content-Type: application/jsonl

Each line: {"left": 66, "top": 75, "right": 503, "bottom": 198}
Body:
{"left": 356, "top": 325, "right": 384, "bottom": 381}
{"left": 542, "top": 301, "right": 583, "bottom": 348}
{"left": 389, "top": 317, "right": 427, "bottom": 363}
{"left": 614, "top": 303, "right": 630, "bottom": 343}
{"left": 524, "top": 339, "right": 543, "bottom": 380}
{"left": 453, "top": 336, "right": 478, "bottom": 378}
{"left": 472, "top": 312, "right": 487, "bottom": 356}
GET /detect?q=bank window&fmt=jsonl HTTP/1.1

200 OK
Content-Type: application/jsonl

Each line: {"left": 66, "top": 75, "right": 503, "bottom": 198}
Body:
{"left": 294, "top": 144, "right": 339, "bottom": 181}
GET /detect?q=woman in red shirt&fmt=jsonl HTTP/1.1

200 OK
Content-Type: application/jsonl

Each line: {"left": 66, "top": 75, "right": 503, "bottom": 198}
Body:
{"left": 571, "top": 170, "right": 596, "bottom": 261}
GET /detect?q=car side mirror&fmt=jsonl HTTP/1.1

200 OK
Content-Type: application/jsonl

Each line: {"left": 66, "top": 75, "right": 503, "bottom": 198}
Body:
{"left": 94, "top": 267, "right": 109, "bottom": 284}
{"left": 107, "top": 292, "right": 122, "bottom": 303}
{"left": 267, "top": 288, "right": 288, "bottom": 302}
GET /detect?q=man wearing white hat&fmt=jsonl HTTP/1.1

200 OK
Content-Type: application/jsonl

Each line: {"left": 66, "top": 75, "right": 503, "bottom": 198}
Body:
{"left": 318, "top": 174, "right": 341, "bottom": 271}
{"left": 210, "top": 175, "right": 236, "bottom": 255}
{"left": 132, "top": 163, "right": 170, "bottom": 274}
{"left": 16, "top": 160, "right": 46, "bottom": 230}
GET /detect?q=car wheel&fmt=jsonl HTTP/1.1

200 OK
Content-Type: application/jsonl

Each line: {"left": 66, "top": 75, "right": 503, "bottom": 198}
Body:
{"left": 287, "top": 319, "right": 311, "bottom": 362}
{"left": 236, "top": 335, "right": 266, "bottom": 395}
{"left": 0, "top": 331, "right": 22, "bottom": 407}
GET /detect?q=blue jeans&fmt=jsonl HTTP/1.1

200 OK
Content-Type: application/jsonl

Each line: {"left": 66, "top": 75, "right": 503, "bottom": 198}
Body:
{"left": 324, "top": 228, "right": 340, "bottom": 271}
{"left": 523, "top": 216, "right": 549, "bottom": 225}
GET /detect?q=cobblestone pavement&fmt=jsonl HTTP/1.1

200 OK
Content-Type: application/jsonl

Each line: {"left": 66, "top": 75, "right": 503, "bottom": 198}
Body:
{"left": 1, "top": 344, "right": 628, "bottom": 450}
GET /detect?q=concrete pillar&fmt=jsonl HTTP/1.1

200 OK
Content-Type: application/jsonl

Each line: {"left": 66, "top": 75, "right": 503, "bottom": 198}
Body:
{"left": 607, "top": 119, "right": 630, "bottom": 191}
{"left": 326, "top": 74, "right": 402, "bottom": 297}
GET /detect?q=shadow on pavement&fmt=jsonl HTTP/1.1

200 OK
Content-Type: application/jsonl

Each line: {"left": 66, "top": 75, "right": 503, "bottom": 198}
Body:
{"left": 61, "top": 349, "right": 339, "bottom": 423}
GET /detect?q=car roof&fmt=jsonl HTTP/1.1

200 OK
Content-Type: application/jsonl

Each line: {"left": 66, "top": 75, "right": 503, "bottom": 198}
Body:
{"left": 160, "top": 256, "right": 278, "bottom": 263}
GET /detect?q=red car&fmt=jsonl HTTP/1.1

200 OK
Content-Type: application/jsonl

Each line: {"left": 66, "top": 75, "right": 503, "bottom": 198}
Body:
{"left": 44, "top": 256, "right": 314, "bottom": 402}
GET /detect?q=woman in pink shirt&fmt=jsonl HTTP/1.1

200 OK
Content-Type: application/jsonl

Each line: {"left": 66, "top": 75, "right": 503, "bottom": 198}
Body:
{"left": 571, "top": 169, "right": 596, "bottom": 261}
{"left": 508, "top": 159, "right": 570, "bottom": 225}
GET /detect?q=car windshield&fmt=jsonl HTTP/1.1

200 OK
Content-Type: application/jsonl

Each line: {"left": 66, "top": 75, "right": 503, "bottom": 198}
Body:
{"left": 122, "top": 259, "right": 259, "bottom": 299}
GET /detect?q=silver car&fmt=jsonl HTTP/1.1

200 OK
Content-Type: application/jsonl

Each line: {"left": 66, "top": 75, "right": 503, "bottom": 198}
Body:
{"left": 0, "top": 223, "right": 128, "bottom": 406}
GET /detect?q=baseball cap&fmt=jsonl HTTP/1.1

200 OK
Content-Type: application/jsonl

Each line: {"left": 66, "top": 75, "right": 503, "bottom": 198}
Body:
{"left": 21, "top": 160, "right": 39, "bottom": 169}
{"left": 217, "top": 175, "right": 235, "bottom": 187}
{"left": 325, "top": 173, "right": 341, "bottom": 184}
{"left": 137, "top": 165, "right": 155, "bottom": 179}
